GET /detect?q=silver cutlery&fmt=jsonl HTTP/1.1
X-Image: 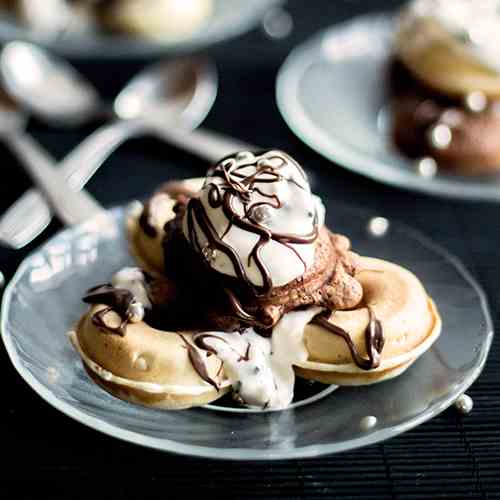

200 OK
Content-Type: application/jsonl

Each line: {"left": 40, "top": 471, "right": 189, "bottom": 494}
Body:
{"left": 0, "top": 42, "right": 218, "bottom": 248}
{"left": 0, "top": 99, "right": 103, "bottom": 242}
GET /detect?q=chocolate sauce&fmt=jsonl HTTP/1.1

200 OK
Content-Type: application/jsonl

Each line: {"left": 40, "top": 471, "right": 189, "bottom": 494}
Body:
{"left": 83, "top": 284, "right": 134, "bottom": 336}
{"left": 186, "top": 151, "right": 318, "bottom": 297}
{"left": 139, "top": 209, "right": 158, "bottom": 238}
{"left": 178, "top": 334, "right": 220, "bottom": 391}
{"left": 194, "top": 333, "right": 251, "bottom": 362}
{"left": 223, "top": 288, "right": 274, "bottom": 330}
{"left": 313, "top": 308, "right": 385, "bottom": 370}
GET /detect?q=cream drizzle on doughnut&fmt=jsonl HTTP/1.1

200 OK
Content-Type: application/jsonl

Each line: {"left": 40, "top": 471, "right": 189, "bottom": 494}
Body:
{"left": 194, "top": 307, "right": 322, "bottom": 409}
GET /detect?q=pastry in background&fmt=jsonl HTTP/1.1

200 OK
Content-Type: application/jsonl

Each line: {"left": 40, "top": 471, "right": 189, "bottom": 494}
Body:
{"left": 1, "top": 0, "right": 214, "bottom": 41}
{"left": 14, "top": 0, "right": 97, "bottom": 34}
{"left": 100, "top": 0, "right": 214, "bottom": 41}
{"left": 391, "top": 0, "right": 500, "bottom": 175}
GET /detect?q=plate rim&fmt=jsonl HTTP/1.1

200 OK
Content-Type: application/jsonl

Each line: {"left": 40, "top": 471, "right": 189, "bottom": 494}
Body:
{"left": 0, "top": 205, "right": 494, "bottom": 460}
{"left": 276, "top": 12, "right": 500, "bottom": 203}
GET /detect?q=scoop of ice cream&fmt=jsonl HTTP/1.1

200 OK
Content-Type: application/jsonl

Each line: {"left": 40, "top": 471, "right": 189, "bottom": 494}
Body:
{"left": 183, "top": 150, "right": 325, "bottom": 290}
{"left": 396, "top": 0, "right": 500, "bottom": 96}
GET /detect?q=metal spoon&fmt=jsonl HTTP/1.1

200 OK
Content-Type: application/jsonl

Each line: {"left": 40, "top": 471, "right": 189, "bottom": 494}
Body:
{"left": 0, "top": 96, "right": 103, "bottom": 234}
{"left": 0, "top": 42, "right": 218, "bottom": 248}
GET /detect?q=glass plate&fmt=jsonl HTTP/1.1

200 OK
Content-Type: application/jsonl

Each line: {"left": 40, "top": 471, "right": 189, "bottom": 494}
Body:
{"left": 0, "top": 0, "right": 282, "bottom": 59}
{"left": 276, "top": 13, "right": 500, "bottom": 202}
{"left": 0, "top": 204, "right": 493, "bottom": 460}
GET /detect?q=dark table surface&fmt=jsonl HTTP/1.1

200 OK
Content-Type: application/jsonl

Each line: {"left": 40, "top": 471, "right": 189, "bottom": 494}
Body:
{"left": 1, "top": 0, "right": 499, "bottom": 497}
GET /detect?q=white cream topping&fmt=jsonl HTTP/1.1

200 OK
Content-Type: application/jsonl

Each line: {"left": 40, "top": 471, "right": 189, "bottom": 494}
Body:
{"left": 197, "top": 307, "right": 322, "bottom": 409}
{"left": 183, "top": 151, "right": 323, "bottom": 288}
{"left": 111, "top": 267, "right": 151, "bottom": 309}
{"left": 68, "top": 330, "right": 229, "bottom": 396}
{"left": 403, "top": 0, "right": 500, "bottom": 73}
{"left": 71, "top": 304, "right": 324, "bottom": 407}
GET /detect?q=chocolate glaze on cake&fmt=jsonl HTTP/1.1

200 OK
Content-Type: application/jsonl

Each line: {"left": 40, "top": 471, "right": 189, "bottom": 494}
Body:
{"left": 148, "top": 202, "right": 362, "bottom": 334}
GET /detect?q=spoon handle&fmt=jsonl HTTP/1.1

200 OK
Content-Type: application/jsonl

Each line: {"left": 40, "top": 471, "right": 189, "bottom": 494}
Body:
{"left": 0, "top": 120, "right": 142, "bottom": 248}
{"left": 150, "top": 123, "right": 256, "bottom": 163}
{"left": 5, "top": 132, "right": 104, "bottom": 226}
{"left": 61, "top": 119, "right": 145, "bottom": 191}
{"left": 0, "top": 120, "right": 256, "bottom": 248}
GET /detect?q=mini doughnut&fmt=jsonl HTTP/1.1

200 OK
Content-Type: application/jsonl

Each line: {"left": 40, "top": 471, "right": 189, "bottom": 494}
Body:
{"left": 391, "top": 1, "right": 500, "bottom": 173}
{"left": 295, "top": 257, "right": 441, "bottom": 385}
{"left": 127, "top": 178, "right": 204, "bottom": 276}
{"left": 69, "top": 304, "right": 230, "bottom": 410}
{"left": 396, "top": 18, "right": 500, "bottom": 98}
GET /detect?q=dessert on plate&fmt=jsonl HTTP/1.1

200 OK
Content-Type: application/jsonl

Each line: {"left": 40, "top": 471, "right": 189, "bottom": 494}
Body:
{"left": 69, "top": 150, "right": 441, "bottom": 410}
{"left": 390, "top": 0, "right": 500, "bottom": 175}
{"left": 1, "top": 0, "right": 213, "bottom": 41}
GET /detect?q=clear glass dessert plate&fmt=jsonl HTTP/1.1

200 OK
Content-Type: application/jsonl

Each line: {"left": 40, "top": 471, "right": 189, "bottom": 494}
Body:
{"left": 0, "top": 204, "right": 493, "bottom": 460}
{"left": 0, "top": 0, "right": 282, "bottom": 59}
{"left": 276, "top": 13, "right": 500, "bottom": 202}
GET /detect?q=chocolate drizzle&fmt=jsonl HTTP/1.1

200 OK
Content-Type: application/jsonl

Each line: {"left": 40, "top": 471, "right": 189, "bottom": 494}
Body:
{"left": 194, "top": 333, "right": 251, "bottom": 362}
{"left": 313, "top": 308, "right": 385, "bottom": 370}
{"left": 178, "top": 334, "right": 220, "bottom": 391}
{"left": 139, "top": 208, "right": 158, "bottom": 238}
{"left": 83, "top": 284, "right": 135, "bottom": 336}
{"left": 185, "top": 151, "right": 319, "bottom": 324}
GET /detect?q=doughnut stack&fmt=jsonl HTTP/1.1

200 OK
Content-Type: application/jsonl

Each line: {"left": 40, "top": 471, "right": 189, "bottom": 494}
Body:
{"left": 70, "top": 151, "right": 441, "bottom": 410}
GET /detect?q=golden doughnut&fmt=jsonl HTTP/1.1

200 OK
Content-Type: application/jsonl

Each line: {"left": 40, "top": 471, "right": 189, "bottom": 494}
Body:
{"left": 127, "top": 178, "right": 204, "bottom": 276}
{"left": 69, "top": 305, "right": 230, "bottom": 410}
{"left": 295, "top": 257, "right": 441, "bottom": 385}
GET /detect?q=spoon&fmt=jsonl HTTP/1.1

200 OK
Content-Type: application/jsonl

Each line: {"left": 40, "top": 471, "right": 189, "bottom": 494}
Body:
{"left": 0, "top": 95, "right": 103, "bottom": 230}
{"left": 0, "top": 42, "right": 218, "bottom": 248}
{"left": 1, "top": 41, "right": 218, "bottom": 128}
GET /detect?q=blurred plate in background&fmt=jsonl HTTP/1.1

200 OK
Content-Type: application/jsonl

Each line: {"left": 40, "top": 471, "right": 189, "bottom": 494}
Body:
{"left": 276, "top": 14, "right": 500, "bottom": 202}
{"left": 0, "top": 0, "right": 282, "bottom": 59}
